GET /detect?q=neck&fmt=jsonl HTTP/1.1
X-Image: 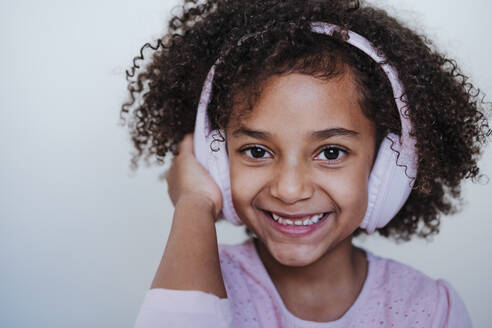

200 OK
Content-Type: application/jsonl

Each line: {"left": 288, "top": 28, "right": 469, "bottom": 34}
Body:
{"left": 254, "top": 236, "right": 367, "bottom": 301}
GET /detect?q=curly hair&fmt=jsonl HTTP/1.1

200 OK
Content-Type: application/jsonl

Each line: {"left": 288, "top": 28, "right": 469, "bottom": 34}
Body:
{"left": 120, "top": 0, "right": 491, "bottom": 242}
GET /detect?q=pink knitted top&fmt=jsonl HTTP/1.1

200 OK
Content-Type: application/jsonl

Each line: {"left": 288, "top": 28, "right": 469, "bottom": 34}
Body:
{"left": 135, "top": 239, "right": 472, "bottom": 327}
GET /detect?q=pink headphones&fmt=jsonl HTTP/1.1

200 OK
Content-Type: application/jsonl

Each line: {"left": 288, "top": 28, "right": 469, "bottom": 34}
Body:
{"left": 193, "top": 22, "right": 418, "bottom": 233}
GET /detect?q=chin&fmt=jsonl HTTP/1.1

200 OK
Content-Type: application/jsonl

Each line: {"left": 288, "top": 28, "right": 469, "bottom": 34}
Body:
{"left": 268, "top": 242, "right": 324, "bottom": 267}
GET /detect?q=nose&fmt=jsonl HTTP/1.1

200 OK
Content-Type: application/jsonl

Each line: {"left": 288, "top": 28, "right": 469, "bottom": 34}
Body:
{"left": 270, "top": 161, "right": 314, "bottom": 205}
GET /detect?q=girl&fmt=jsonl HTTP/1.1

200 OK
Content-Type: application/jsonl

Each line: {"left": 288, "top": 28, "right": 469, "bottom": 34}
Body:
{"left": 121, "top": 0, "right": 490, "bottom": 327}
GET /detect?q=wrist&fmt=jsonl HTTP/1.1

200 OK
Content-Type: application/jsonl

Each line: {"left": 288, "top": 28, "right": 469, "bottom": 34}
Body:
{"left": 176, "top": 193, "right": 219, "bottom": 220}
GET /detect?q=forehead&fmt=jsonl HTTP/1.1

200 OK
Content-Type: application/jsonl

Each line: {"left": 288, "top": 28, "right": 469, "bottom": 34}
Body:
{"left": 227, "top": 72, "right": 375, "bottom": 139}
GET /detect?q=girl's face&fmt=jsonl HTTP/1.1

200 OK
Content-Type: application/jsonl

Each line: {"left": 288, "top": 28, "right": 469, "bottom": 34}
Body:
{"left": 226, "top": 72, "right": 377, "bottom": 267}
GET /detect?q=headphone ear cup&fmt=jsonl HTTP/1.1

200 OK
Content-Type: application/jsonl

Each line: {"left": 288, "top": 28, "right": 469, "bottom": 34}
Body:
{"left": 360, "top": 133, "right": 415, "bottom": 233}
{"left": 193, "top": 129, "right": 243, "bottom": 225}
{"left": 213, "top": 130, "right": 243, "bottom": 225}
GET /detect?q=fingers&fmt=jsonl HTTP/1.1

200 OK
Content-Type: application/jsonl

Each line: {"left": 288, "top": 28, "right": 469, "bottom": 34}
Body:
{"left": 177, "top": 133, "right": 194, "bottom": 155}
{"left": 166, "top": 132, "right": 193, "bottom": 188}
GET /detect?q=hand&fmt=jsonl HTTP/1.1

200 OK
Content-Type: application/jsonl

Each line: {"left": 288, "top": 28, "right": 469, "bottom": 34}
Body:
{"left": 164, "top": 133, "right": 223, "bottom": 221}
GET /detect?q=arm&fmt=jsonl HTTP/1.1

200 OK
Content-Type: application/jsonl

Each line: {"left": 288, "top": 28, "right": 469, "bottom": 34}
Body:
{"left": 150, "top": 193, "right": 226, "bottom": 297}
{"left": 134, "top": 134, "right": 231, "bottom": 328}
{"left": 150, "top": 133, "right": 226, "bottom": 297}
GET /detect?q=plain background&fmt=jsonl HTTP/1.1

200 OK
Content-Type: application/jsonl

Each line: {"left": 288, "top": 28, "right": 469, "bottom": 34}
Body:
{"left": 1, "top": 0, "right": 491, "bottom": 327}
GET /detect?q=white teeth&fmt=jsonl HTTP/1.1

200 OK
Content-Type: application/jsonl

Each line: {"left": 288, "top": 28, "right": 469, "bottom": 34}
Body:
{"left": 272, "top": 213, "right": 282, "bottom": 221}
{"left": 270, "top": 212, "right": 326, "bottom": 226}
{"left": 277, "top": 218, "right": 294, "bottom": 225}
{"left": 310, "top": 213, "right": 324, "bottom": 223}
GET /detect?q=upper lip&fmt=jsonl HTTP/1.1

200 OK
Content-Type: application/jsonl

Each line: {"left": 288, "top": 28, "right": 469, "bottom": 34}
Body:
{"left": 264, "top": 210, "right": 329, "bottom": 219}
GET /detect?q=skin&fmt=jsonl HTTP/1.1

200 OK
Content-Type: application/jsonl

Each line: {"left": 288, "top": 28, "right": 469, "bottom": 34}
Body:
{"left": 225, "top": 72, "right": 376, "bottom": 321}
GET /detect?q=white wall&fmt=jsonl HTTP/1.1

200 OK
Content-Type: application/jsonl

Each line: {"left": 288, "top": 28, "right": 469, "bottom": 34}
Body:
{"left": 1, "top": 0, "right": 490, "bottom": 327}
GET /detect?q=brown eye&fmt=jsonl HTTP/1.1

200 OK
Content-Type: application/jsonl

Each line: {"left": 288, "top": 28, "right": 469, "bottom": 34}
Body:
{"left": 324, "top": 148, "right": 340, "bottom": 160}
{"left": 316, "top": 146, "right": 347, "bottom": 162}
{"left": 241, "top": 146, "right": 271, "bottom": 159}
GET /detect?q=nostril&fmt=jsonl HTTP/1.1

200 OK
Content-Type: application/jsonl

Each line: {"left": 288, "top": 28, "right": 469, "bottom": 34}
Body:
{"left": 269, "top": 176, "right": 314, "bottom": 204}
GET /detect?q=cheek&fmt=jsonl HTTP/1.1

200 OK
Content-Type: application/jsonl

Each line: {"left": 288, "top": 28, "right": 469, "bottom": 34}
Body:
{"left": 229, "top": 159, "right": 268, "bottom": 210}
{"left": 317, "top": 165, "right": 369, "bottom": 217}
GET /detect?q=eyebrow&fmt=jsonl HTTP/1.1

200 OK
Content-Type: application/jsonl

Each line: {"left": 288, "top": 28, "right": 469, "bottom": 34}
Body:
{"left": 231, "top": 126, "right": 360, "bottom": 140}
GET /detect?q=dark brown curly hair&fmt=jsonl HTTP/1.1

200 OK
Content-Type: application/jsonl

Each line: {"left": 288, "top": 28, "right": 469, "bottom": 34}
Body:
{"left": 120, "top": 0, "right": 491, "bottom": 242}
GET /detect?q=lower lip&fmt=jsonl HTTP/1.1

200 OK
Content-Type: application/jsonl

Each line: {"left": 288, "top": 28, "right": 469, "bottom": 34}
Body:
{"left": 263, "top": 211, "right": 331, "bottom": 237}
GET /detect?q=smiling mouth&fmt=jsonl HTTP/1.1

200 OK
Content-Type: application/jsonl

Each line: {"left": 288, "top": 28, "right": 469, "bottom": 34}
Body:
{"left": 264, "top": 210, "right": 331, "bottom": 226}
